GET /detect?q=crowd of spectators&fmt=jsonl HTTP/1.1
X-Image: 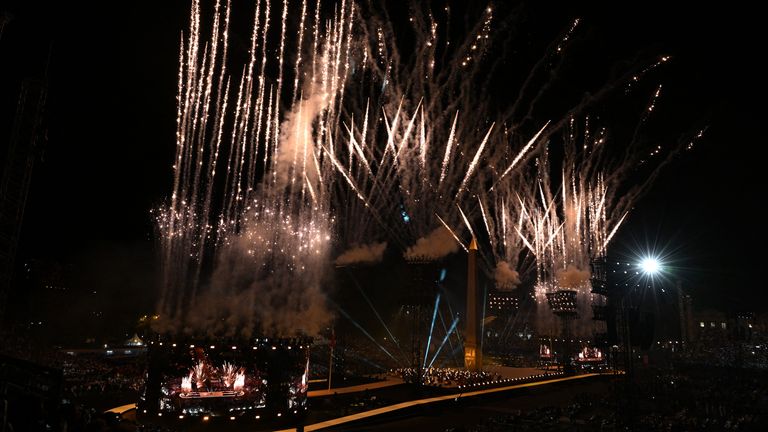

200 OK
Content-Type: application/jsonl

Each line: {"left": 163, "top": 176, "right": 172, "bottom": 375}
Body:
{"left": 0, "top": 332, "right": 143, "bottom": 401}
{"left": 622, "top": 367, "right": 768, "bottom": 430}
{"left": 451, "top": 366, "right": 767, "bottom": 431}
{"left": 674, "top": 339, "right": 768, "bottom": 369}
{"left": 446, "top": 400, "right": 615, "bottom": 432}
{"left": 0, "top": 330, "right": 65, "bottom": 367}
{"left": 1, "top": 332, "right": 144, "bottom": 431}
{"left": 62, "top": 356, "right": 143, "bottom": 399}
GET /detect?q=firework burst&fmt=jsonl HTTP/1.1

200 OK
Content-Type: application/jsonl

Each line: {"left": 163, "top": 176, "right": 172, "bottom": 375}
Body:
{"left": 156, "top": 0, "right": 359, "bottom": 337}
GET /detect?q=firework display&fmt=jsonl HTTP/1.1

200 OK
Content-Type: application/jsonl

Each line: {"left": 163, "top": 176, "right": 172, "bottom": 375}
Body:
{"left": 152, "top": 0, "right": 697, "bottom": 365}
{"left": 5, "top": 1, "right": 758, "bottom": 431}
{"left": 154, "top": 0, "right": 359, "bottom": 338}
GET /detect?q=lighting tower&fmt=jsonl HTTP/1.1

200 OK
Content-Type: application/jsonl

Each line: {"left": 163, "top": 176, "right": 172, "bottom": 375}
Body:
{"left": 546, "top": 289, "right": 578, "bottom": 373}
{"left": 0, "top": 77, "right": 48, "bottom": 323}
{"left": 403, "top": 257, "right": 439, "bottom": 384}
{"left": 590, "top": 256, "right": 613, "bottom": 353}
{"left": 591, "top": 255, "right": 664, "bottom": 376}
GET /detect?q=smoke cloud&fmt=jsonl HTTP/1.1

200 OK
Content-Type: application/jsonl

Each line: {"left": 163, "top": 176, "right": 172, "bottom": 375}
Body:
{"left": 156, "top": 216, "right": 333, "bottom": 339}
{"left": 404, "top": 226, "right": 461, "bottom": 260}
{"left": 556, "top": 264, "right": 591, "bottom": 289}
{"left": 335, "top": 242, "right": 387, "bottom": 266}
{"left": 276, "top": 93, "right": 328, "bottom": 192}
{"left": 494, "top": 261, "right": 521, "bottom": 290}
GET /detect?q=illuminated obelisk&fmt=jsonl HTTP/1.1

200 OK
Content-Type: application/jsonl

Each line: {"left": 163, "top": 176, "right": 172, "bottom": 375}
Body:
{"left": 464, "top": 236, "right": 482, "bottom": 371}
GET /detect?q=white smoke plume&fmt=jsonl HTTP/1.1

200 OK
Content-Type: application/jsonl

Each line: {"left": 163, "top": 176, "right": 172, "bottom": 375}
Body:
{"left": 556, "top": 264, "right": 591, "bottom": 289}
{"left": 404, "top": 226, "right": 461, "bottom": 260}
{"left": 335, "top": 242, "right": 387, "bottom": 266}
{"left": 155, "top": 1, "right": 356, "bottom": 340}
{"left": 276, "top": 93, "right": 328, "bottom": 192}
{"left": 155, "top": 215, "right": 334, "bottom": 339}
{"left": 494, "top": 261, "right": 521, "bottom": 290}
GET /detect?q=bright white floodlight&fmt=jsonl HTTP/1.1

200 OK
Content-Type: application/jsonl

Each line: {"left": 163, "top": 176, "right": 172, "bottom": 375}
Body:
{"left": 640, "top": 257, "right": 661, "bottom": 275}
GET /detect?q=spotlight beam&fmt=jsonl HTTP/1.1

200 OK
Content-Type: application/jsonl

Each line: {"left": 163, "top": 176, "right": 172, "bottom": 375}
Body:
{"left": 427, "top": 317, "right": 460, "bottom": 369}
{"left": 423, "top": 293, "right": 441, "bottom": 369}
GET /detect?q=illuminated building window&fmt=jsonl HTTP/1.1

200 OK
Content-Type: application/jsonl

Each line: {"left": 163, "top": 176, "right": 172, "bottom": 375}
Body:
{"left": 721, "top": 322, "right": 726, "bottom": 329}
{"left": 700, "top": 322, "right": 705, "bottom": 328}
{"left": 710, "top": 322, "right": 715, "bottom": 328}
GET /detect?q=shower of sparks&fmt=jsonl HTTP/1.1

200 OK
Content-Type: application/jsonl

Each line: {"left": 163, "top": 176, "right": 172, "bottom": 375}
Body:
{"left": 435, "top": 213, "right": 468, "bottom": 253}
{"left": 154, "top": 0, "right": 691, "bottom": 350}
{"left": 156, "top": 0, "right": 357, "bottom": 337}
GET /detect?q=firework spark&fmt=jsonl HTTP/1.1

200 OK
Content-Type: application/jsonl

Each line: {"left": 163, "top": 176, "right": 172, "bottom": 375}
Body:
{"left": 153, "top": 0, "right": 688, "bottom": 355}
{"left": 156, "top": 0, "right": 358, "bottom": 338}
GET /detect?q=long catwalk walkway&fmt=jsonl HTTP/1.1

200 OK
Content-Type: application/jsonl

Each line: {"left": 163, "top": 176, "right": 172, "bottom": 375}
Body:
{"left": 277, "top": 373, "right": 601, "bottom": 432}
{"left": 308, "top": 377, "right": 404, "bottom": 397}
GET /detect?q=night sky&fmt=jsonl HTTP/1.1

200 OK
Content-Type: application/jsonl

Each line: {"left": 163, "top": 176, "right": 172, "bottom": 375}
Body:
{"left": 2, "top": 0, "right": 764, "bottom": 338}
